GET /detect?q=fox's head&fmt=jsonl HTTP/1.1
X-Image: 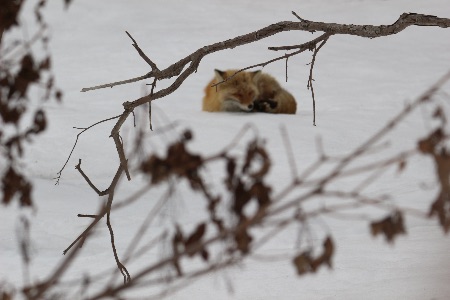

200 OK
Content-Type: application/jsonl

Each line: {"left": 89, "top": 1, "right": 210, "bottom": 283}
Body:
{"left": 214, "top": 69, "right": 260, "bottom": 112}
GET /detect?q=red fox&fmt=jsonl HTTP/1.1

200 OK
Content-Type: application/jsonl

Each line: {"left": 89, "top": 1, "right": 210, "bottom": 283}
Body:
{"left": 202, "top": 69, "right": 297, "bottom": 114}
{"left": 202, "top": 69, "right": 259, "bottom": 112}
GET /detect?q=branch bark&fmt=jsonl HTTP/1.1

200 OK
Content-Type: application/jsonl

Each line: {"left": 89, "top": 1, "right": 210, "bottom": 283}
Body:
{"left": 82, "top": 12, "right": 450, "bottom": 97}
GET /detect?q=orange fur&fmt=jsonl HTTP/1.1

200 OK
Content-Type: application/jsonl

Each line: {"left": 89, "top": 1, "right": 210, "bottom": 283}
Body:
{"left": 202, "top": 69, "right": 297, "bottom": 114}
{"left": 202, "top": 69, "right": 259, "bottom": 112}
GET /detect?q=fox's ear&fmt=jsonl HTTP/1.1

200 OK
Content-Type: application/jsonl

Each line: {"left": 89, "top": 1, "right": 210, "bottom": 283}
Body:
{"left": 251, "top": 70, "right": 262, "bottom": 81}
{"left": 214, "top": 69, "right": 226, "bottom": 81}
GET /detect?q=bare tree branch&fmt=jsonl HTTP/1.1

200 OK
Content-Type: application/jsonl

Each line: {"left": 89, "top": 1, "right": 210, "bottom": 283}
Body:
{"left": 125, "top": 31, "right": 159, "bottom": 72}
{"left": 63, "top": 163, "right": 124, "bottom": 255}
{"left": 75, "top": 159, "right": 108, "bottom": 196}
{"left": 81, "top": 13, "right": 450, "bottom": 96}
{"left": 307, "top": 36, "right": 329, "bottom": 126}
{"left": 55, "top": 115, "right": 121, "bottom": 184}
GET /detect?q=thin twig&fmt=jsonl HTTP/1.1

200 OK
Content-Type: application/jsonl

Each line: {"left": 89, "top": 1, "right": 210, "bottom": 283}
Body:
{"left": 211, "top": 34, "right": 329, "bottom": 89}
{"left": 110, "top": 111, "right": 133, "bottom": 181}
{"left": 106, "top": 197, "right": 131, "bottom": 284}
{"left": 126, "top": 31, "right": 159, "bottom": 72}
{"left": 307, "top": 36, "right": 329, "bottom": 126}
{"left": 149, "top": 78, "right": 157, "bottom": 131}
{"left": 63, "top": 164, "right": 124, "bottom": 255}
{"left": 55, "top": 115, "right": 121, "bottom": 184}
{"left": 75, "top": 159, "right": 108, "bottom": 196}
{"left": 77, "top": 214, "right": 98, "bottom": 218}
{"left": 268, "top": 32, "right": 331, "bottom": 51}
{"left": 292, "top": 11, "right": 307, "bottom": 22}
{"left": 80, "top": 74, "right": 150, "bottom": 92}
{"left": 285, "top": 55, "right": 288, "bottom": 82}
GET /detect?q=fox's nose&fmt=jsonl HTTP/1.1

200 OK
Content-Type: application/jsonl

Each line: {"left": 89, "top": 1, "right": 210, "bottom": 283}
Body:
{"left": 248, "top": 104, "right": 254, "bottom": 110}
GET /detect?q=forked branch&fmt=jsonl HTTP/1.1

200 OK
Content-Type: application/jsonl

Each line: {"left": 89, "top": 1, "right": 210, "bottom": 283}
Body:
{"left": 81, "top": 13, "right": 450, "bottom": 98}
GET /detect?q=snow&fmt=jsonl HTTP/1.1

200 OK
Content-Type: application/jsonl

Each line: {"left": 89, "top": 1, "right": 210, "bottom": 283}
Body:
{"left": 1, "top": 0, "right": 450, "bottom": 299}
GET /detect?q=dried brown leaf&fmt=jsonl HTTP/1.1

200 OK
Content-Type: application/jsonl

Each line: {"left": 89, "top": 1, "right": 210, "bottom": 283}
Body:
{"left": 429, "top": 192, "right": 450, "bottom": 233}
{"left": 26, "top": 109, "right": 47, "bottom": 135}
{"left": 293, "top": 236, "right": 335, "bottom": 276}
{"left": 232, "top": 180, "right": 252, "bottom": 218}
{"left": 418, "top": 128, "right": 445, "bottom": 154}
{"left": 185, "top": 223, "right": 206, "bottom": 256}
{"left": 0, "top": 0, "right": 24, "bottom": 33}
{"left": 55, "top": 89, "right": 63, "bottom": 102}
{"left": 14, "top": 54, "right": 40, "bottom": 97}
{"left": 242, "top": 141, "right": 271, "bottom": 180}
{"left": 418, "top": 127, "right": 450, "bottom": 233}
{"left": 235, "top": 223, "right": 253, "bottom": 254}
{"left": 293, "top": 252, "right": 313, "bottom": 275}
{"left": 433, "top": 106, "right": 447, "bottom": 124}
{"left": 140, "top": 135, "right": 204, "bottom": 188}
{"left": 315, "top": 236, "right": 334, "bottom": 269}
{"left": 249, "top": 181, "right": 271, "bottom": 208}
{"left": 225, "top": 157, "right": 236, "bottom": 190}
{"left": 435, "top": 150, "right": 450, "bottom": 192}
{"left": 1, "top": 166, "right": 33, "bottom": 207}
{"left": 200, "top": 249, "right": 209, "bottom": 261}
{"left": 141, "top": 155, "right": 169, "bottom": 184}
{"left": 0, "top": 101, "right": 24, "bottom": 124}
{"left": 39, "top": 57, "right": 51, "bottom": 70}
{"left": 370, "top": 211, "right": 406, "bottom": 243}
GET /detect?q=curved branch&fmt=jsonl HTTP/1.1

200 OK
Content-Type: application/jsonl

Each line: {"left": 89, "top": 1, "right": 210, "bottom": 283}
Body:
{"left": 55, "top": 114, "right": 121, "bottom": 184}
{"left": 82, "top": 13, "right": 450, "bottom": 93}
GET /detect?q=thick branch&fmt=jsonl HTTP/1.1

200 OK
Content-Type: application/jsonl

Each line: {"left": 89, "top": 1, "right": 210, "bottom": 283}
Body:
{"left": 110, "top": 110, "right": 133, "bottom": 180}
{"left": 82, "top": 13, "right": 450, "bottom": 95}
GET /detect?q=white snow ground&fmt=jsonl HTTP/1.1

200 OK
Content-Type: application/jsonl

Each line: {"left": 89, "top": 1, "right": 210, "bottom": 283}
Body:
{"left": 1, "top": 0, "right": 450, "bottom": 299}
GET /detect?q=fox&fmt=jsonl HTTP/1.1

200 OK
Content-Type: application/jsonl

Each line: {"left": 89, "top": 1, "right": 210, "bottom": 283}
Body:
{"left": 202, "top": 69, "right": 259, "bottom": 112}
{"left": 202, "top": 69, "right": 297, "bottom": 114}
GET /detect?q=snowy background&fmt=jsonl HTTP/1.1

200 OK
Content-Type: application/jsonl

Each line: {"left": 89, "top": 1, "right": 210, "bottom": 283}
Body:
{"left": 1, "top": 0, "right": 450, "bottom": 299}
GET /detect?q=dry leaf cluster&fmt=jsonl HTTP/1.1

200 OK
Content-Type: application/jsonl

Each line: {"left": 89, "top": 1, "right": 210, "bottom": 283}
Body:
{"left": 0, "top": 0, "right": 62, "bottom": 207}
